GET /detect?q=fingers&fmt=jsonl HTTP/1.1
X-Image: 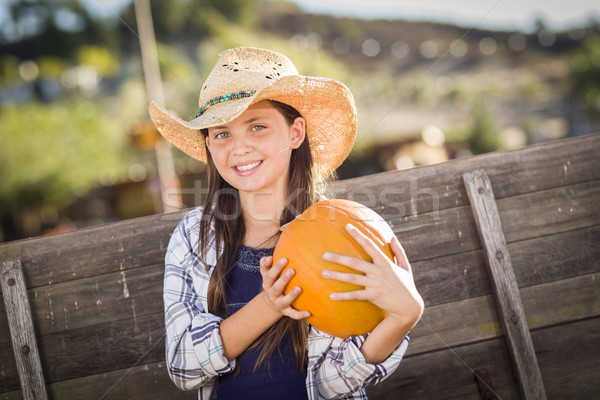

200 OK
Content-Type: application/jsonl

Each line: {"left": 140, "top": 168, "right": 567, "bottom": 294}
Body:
{"left": 321, "top": 268, "right": 368, "bottom": 287}
{"left": 322, "top": 251, "right": 370, "bottom": 274}
{"left": 344, "top": 224, "right": 392, "bottom": 266}
{"left": 391, "top": 236, "right": 412, "bottom": 273}
{"left": 261, "top": 256, "right": 310, "bottom": 319}
{"left": 260, "top": 256, "right": 288, "bottom": 288}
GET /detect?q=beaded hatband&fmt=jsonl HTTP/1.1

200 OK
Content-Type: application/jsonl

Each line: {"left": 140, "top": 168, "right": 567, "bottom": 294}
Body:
{"left": 195, "top": 90, "right": 257, "bottom": 118}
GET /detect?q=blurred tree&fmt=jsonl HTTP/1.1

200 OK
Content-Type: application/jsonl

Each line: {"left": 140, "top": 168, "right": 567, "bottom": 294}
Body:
{"left": 0, "top": 100, "right": 135, "bottom": 233}
{"left": 466, "top": 97, "right": 500, "bottom": 154}
{"left": 0, "top": 0, "right": 118, "bottom": 59}
{"left": 75, "top": 45, "right": 120, "bottom": 77}
{"left": 570, "top": 33, "right": 600, "bottom": 114}
{"left": 118, "top": 0, "right": 260, "bottom": 44}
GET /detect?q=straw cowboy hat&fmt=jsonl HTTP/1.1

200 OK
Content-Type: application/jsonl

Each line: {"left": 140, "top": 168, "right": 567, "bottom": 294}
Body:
{"left": 148, "top": 47, "right": 357, "bottom": 174}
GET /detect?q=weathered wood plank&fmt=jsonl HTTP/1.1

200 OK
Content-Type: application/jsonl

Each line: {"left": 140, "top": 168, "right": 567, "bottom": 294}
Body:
{"left": 0, "top": 261, "right": 47, "bottom": 399}
{"left": 369, "top": 317, "right": 600, "bottom": 400}
{"left": 533, "top": 317, "right": 600, "bottom": 399}
{"left": 412, "top": 224, "right": 600, "bottom": 307}
{"left": 395, "top": 179, "right": 600, "bottom": 262}
{"left": 332, "top": 134, "right": 600, "bottom": 217}
{"left": 0, "top": 313, "right": 165, "bottom": 389}
{"left": 368, "top": 333, "right": 520, "bottom": 400}
{"left": 463, "top": 169, "right": 546, "bottom": 400}
{"left": 508, "top": 225, "right": 600, "bottom": 288}
{"left": 0, "top": 264, "right": 164, "bottom": 344}
{"left": 0, "top": 361, "right": 194, "bottom": 400}
{"left": 0, "top": 210, "right": 186, "bottom": 290}
{"left": 408, "top": 272, "right": 600, "bottom": 355}
{"left": 2, "top": 311, "right": 594, "bottom": 398}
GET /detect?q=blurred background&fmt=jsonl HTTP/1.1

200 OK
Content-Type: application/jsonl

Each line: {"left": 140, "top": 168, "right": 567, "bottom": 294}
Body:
{"left": 1, "top": 0, "right": 599, "bottom": 242}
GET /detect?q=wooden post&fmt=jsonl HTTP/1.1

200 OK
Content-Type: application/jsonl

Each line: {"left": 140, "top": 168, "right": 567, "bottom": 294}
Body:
{"left": 1, "top": 260, "right": 48, "bottom": 400}
{"left": 463, "top": 169, "right": 547, "bottom": 400}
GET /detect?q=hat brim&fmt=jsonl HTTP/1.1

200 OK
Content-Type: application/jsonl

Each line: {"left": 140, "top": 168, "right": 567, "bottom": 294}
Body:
{"left": 149, "top": 75, "right": 356, "bottom": 175}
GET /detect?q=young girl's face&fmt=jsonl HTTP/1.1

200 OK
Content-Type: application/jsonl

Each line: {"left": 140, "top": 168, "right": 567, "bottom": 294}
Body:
{"left": 205, "top": 100, "right": 306, "bottom": 195}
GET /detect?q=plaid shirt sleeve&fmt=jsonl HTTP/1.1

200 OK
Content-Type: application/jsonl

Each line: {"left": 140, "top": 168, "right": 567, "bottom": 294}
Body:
{"left": 163, "top": 208, "right": 234, "bottom": 397}
{"left": 306, "top": 326, "right": 410, "bottom": 399}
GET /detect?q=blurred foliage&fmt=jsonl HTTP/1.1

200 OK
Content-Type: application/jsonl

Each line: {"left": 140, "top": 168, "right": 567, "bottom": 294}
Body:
{"left": 0, "top": 100, "right": 134, "bottom": 214}
{"left": 0, "top": 0, "right": 118, "bottom": 58}
{"left": 466, "top": 97, "right": 500, "bottom": 155}
{"left": 570, "top": 33, "right": 600, "bottom": 113}
{"left": 75, "top": 45, "right": 120, "bottom": 77}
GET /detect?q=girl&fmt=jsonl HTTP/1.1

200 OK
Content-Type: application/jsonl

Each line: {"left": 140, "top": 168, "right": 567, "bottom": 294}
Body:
{"left": 149, "top": 47, "right": 424, "bottom": 399}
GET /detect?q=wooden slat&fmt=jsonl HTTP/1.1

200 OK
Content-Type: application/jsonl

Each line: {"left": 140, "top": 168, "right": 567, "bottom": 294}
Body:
{"left": 0, "top": 313, "right": 165, "bottom": 389}
{"left": 463, "top": 169, "right": 546, "bottom": 400}
{"left": 533, "top": 317, "right": 600, "bottom": 398}
{"left": 0, "top": 362, "right": 194, "bottom": 400}
{"left": 1, "top": 313, "right": 592, "bottom": 399}
{"left": 413, "top": 222, "right": 600, "bottom": 308}
{"left": 408, "top": 272, "right": 600, "bottom": 355}
{"left": 0, "top": 264, "right": 164, "bottom": 344}
{"left": 368, "top": 317, "right": 600, "bottom": 400}
{"left": 395, "top": 179, "right": 600, "bottom": 262}
{"left": 368, "top": 333, "right": 520, "bottom": 400}
{"left": 0, "top": 210, "right": 186, "bottom": 290}
{"left": 0, "top": 261, "right": 47, "bottom": 400}
{"left": 332, "top": 134, "right": 600, "bottom": 217}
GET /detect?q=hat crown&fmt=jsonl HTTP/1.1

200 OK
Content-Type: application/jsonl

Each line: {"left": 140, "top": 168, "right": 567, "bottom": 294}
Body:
{"left": 198, "top": 47, "right": 299, "bottom": 107}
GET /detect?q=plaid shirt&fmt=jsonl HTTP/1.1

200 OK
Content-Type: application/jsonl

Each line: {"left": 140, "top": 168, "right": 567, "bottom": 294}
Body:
{"left": 164, "top": 207, "right": 410, "bottom": 399}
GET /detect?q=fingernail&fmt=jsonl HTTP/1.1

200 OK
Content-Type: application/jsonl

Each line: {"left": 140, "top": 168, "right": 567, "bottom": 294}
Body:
{"left": 293, "top": 286, "right": 301, "bottom": 294}
{"left": 286, "top": 269, "right": 294, "bottom": 277}
{"left": 322, "top": 270, "right": 331, "bottom": 278}
{"left": 345, "top": 224, "right": 355, "bottom": 232}
{"left": 278, "top": 257, "right": 287, "bottom": 265}
{"left": 322, "top": 252, "right": 333, "bottom": 261}
{"left": 329, "top": 293, "right": 338, "bottom": 300}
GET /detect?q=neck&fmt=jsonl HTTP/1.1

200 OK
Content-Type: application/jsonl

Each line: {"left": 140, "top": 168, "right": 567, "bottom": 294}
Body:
{"left": 239, "top": 183, "right": 288, "bottom": 248}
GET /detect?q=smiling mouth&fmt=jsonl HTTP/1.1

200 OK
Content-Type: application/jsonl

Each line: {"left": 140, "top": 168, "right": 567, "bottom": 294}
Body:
{"left": 234, "top": 161, "right": 262, "bottom": 171}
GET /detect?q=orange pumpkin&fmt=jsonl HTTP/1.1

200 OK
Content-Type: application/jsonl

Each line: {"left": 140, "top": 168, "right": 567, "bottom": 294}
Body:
{"left": 273, "top": 199, "right": 396, "bottom": 338}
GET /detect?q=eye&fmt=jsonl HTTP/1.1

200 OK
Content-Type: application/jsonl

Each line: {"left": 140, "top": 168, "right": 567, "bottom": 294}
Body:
{"left": 251, "top": 124, "right": 266, "bottom": 132}
{"left": 213, "top": 131, "right": 229, "bottom": 139}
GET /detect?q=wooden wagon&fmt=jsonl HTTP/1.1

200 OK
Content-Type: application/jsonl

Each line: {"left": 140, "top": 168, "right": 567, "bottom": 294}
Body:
{"left": 1, "top": 134, "right": 599, "bottom": 399}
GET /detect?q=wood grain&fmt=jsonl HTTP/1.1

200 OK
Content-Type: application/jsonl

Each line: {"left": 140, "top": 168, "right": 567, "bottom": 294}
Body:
{"left": 0, "top": 261, "right": 47, "bottom": 399}
{"left": 0, "top": 361, "right": 194, "bottom": 400}
{"left": 463, "top": 169, "right": 546, "bottom": 400}
{"left": 332, "top": 134, "right": 600, "bottom": 216}
{"left": 368, "top": 317, "right": 600, "bottom": 400}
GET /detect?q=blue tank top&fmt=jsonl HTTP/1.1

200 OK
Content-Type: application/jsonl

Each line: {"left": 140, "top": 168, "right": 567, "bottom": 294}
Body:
{"left": 216, "top": 245, "right": 308, "bottom": 400}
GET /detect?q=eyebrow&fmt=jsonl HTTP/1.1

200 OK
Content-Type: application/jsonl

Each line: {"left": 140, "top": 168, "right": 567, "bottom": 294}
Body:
{"left": 210, "top": 116, "right": 264, "bottom": 131}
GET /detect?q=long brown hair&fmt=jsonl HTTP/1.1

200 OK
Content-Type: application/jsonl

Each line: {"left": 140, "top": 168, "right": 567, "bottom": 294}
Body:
{"left": 199, "top": 100, "right": 326, "bottom": 373}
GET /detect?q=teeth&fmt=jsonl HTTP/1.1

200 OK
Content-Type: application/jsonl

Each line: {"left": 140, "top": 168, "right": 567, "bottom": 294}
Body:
{"left": 236, "top": 161, "right": 261, "bottom": 171}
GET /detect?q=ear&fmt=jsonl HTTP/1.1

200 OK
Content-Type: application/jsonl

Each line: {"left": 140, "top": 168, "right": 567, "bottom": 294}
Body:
{"left": 289, "top": 117, "right": 306, "bottom": 149}
{"left": 204, "top": 135, "right": 210, "bottom": 149}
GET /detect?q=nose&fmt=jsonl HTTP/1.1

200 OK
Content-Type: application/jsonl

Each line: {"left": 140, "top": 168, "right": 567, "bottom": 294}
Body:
{"left": 231, "top": 135, "right": 253, "bottom": 156}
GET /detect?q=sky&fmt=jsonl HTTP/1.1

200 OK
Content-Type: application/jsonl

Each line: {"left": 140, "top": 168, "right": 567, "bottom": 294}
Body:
{"left": 291, "top": 0, "right": 600, "bottom": 31}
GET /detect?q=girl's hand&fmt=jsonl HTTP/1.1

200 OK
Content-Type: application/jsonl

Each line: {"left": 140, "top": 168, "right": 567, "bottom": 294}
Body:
{"left": 260, "top": 256, "right": 311, "bottom": 320}
{"left": 321, "top": 224, "right": 424, "bottom": 327}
